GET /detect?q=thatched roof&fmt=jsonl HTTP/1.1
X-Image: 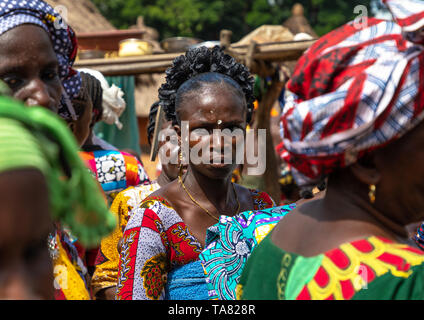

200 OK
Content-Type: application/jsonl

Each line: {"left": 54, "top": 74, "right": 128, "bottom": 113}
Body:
{"left": 232, "top": 25, "right": 294, "bottom": 46}
{"left": 44, "top": 0, "right": 116, "bottom": 33}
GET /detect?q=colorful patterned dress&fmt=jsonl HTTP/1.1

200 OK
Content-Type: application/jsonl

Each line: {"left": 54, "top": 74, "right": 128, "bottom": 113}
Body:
{"left": 76, "top": 149, "right": 150, "bottom": 293}
{"left": 91, "top": 182, "right": 161, "bottom": 295}
{"left": 49, "top": 226, "right": 92, "bottom": 300}
{"left": 414, "top": 222, "right": 424, "bottom": 252}
{"left": 237, "top": 227, "right": 424, "bottom": 300}
{"left": 116, "top": 189, "right": 275, "bottom": 300}
{"left": 200, "top": 204, "right": 293, "bottom": 300}
{"left": 79, "top": 150, "right": 150, "bottom": 204}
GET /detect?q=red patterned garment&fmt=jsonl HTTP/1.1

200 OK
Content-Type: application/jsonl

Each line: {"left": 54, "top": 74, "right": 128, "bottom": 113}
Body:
{"left": 116, "top": 190, "right": 274, "bottom": 300}
{"left": 279, "top": 0, "right": 424, "bottom": 187}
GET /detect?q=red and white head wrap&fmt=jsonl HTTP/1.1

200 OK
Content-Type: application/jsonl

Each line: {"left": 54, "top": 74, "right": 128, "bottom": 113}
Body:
{"left": 280, "top": 0, "right": 424, "bottom": 187}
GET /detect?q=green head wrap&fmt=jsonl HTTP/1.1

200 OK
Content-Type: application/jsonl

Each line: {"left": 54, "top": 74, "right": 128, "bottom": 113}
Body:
{"left": 0, "top": 94, "right": 116, "bottom": 247}
{"left": 0, "top": 80, "right": 10, "bottom": 96}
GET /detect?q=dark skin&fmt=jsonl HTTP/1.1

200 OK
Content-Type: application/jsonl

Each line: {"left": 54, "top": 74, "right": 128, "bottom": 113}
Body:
{"left": 0, "top": 25, "right": 62, "bottom": 111}
{"left": 0, "top": 169, "right": 54, "bottom": 299}
{"left": 69, "top": 96, "right": 93, "bottom": 147}
{"left": 149, "top": 82, "right": 256, "bottom": 248}
{"left": 95, "top": 120, "right": 184, "bottom": 300}
{"left": 272, "top": 119, "right": 424, "bottom": 257}
{"left": 156, "top": 119, "right": 187, "bottom": 185}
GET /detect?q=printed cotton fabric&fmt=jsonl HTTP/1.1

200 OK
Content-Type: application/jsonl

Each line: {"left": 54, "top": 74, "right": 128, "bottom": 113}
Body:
{"left": 91, "top": 182, "right": 161, "bottom": 295}
{"left": 279, "top": 0, "right": 424, "bottom": 187}
{"left": 200, "top": 203, "right": 293, "bottom": 300}
{"left": 80, "top": 150, "right": 150, "bottom": 204}
{"left": 116, "top": 189, "right": 274, "bottom": 300}
{"left": 238, "top": 232, "right": 424, "bottom": 300}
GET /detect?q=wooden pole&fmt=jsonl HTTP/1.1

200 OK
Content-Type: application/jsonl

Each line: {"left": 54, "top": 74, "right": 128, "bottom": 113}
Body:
{"left": 251, "top": 71, "right": 286, "bottom": 204}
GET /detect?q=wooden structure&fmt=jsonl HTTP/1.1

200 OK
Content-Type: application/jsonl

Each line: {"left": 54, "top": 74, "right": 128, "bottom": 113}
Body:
{"left": 73, "top": 39, "right": 315, "bottom": 76}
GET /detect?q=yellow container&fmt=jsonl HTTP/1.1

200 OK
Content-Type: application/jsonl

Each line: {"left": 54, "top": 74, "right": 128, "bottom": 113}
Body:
{"left": 119, "top": 38, "right": 153, "bottom": 57}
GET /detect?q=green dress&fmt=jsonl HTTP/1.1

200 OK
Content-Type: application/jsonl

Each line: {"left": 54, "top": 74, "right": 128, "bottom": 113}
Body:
{"left": 237, "top": 232, "right": 424, "bottom": 300}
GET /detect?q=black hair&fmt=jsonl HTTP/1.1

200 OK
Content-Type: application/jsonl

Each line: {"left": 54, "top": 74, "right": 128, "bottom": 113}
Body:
{"left": 147, "top": 101, "right": 160, "bottom": 146}
{"left": 79, "top": 72, "right": 103, "bottom": 126}
{"left": 71, "top": 84, "right": 89, "bottom": 120}
{"left": 158, "top": 46, "right": 255, "bottom": 125}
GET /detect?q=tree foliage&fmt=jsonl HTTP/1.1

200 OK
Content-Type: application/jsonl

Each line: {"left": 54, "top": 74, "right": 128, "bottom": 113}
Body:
{"left": 92, "top": 0, "right": 374, "bottom": 42}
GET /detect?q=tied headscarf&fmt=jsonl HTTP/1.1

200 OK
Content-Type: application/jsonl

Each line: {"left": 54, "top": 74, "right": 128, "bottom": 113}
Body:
{"left": 0, "top": 0, "right": 81, "bottom": 121}
{"left": 0, "top": 93, "right": 116, "bottom": 247}
{"left": 280, "top": 0, "right": 424, "bottom": 187}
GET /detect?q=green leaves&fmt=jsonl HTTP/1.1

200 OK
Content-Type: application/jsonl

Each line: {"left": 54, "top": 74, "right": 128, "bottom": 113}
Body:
{"left": 92, "top": 0, "right": 374, "bottom": 41}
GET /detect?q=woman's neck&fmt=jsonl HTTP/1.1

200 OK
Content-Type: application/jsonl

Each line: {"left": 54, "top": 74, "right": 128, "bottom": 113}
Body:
{"left": 323, "top": 181, "right": 409, "bottom": 242}
{"left": 181, "top": 166, "right": 235, "bottom": 212}
{"left": 83, "top": 131, "right": 94, "bottom": 146}
{"left": 157, "top": 171, "right": 173, "bottom": 187}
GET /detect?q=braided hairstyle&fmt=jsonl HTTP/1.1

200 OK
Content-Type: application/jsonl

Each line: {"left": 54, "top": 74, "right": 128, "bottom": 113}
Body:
{"left": 80, "top": 72, "right": 103, "bottom": 126}
{"left": 147, "top": 101, "right": 160, "bottom": 146}
{"left": 158, "top": 46, "right": 255, "bottom": 125}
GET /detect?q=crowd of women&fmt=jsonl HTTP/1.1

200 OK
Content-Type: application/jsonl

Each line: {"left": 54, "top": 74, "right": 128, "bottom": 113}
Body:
{"left": 1, "top": 0, "right": 424, "bottom": 300}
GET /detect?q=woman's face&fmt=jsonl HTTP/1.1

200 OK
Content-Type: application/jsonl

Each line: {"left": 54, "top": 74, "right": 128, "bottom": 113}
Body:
{"left": 0, "top": 169, "right": 54, "bottom": 300}
{"left": 69, "top": 96, "right": 93, "bottom": 147}
{"left": 176, "top": 83, "right": 247, "bottom": 180}
{"left": 0, "top": 25, "right": 62, "bottom": 112}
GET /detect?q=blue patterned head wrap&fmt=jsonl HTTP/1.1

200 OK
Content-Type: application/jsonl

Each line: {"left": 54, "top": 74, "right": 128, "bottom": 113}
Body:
{"left": 0, "top": 0, "right": 81, "bottom": 120}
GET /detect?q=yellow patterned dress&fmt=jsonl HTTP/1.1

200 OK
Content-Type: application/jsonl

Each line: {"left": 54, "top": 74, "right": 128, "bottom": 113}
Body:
{"left": 49, "top": 226, "right": 92, "bottom": 300}
{"left": 91, "top": 182, "right": 160, "bottom": 295}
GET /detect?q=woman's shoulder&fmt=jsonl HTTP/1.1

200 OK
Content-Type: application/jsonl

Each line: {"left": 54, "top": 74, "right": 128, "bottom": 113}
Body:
{"left": 232, "top": 184, "right": 275, "bottom": 209}
{"left": 125, "top": 191, "right": 183, "bottom": 231}
{"left": 123, "top": 182, "right": 161, "bottom": 203}
{"left": 241, "top": 234, "right": 424, "bottom": 300}
{"left": 246, "top": 187, "right": 276, "bottom": 209}
{"left": 139, "top": 195, "right": 174, "bottom": 210}
{"left": 335, "top": 236, "right": 424, "bottom": 300}
{"left": 111, "top": 182, "right": 161, "bottom": 213}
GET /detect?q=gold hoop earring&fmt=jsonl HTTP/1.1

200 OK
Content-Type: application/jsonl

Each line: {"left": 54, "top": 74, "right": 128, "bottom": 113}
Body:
{"left": 368, "top": 184, "right": 376, "bottom": 204}
{"left": 178, "top": 148, "right": 183, "bottom": 178}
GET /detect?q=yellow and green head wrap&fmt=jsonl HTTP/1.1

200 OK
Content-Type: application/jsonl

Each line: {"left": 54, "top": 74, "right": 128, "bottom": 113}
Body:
{"left": 0, "top": 92, "right": 116, "bottom": 248}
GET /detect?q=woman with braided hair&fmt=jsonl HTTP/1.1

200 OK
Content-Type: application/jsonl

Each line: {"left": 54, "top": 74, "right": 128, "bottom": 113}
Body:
{"left": 65, "top": 71, "right": 151, "bottom": 284}
{"left": 116, "top": 46, "right": 278, "bottom": 300}
{"left": 73, "top": 71, "right": 150, "bottom": 206}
